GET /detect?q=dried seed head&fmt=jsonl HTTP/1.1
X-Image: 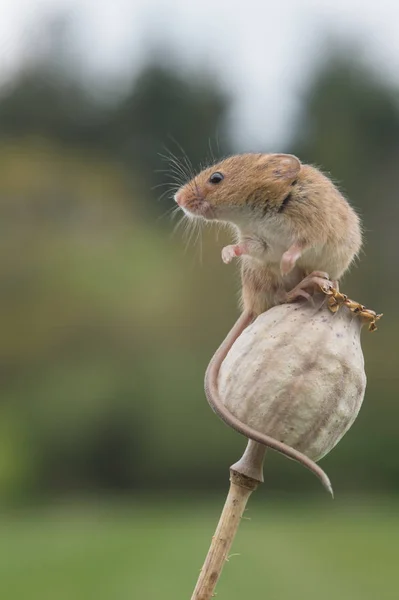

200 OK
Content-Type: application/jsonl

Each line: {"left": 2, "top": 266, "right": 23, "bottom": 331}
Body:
{"left": 218, "top": 295, "right": 367, "bottom": 462}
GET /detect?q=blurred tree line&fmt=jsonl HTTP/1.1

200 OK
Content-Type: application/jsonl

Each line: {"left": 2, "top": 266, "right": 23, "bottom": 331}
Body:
{"left": 0, "top": 20, "right": 397, "bottom": 502}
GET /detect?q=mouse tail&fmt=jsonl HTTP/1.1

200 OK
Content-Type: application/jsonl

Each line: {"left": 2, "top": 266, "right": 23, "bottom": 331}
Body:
{"left": 204, "top": 311, "right": 334, "bottom": 497}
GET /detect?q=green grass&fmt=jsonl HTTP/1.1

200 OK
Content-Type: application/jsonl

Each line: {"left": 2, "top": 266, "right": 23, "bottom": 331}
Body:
{"left": 0, "top": 497, "right": 398, "bottom": 599}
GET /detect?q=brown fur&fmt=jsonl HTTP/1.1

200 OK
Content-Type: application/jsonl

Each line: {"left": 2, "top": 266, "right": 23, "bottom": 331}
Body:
{"left": 175, "top": 153, "right": 362, "bottom": 315}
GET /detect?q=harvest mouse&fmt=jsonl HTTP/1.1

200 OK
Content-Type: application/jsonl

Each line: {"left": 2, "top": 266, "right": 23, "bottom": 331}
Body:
{"left": 174, "top": 153, "right": 362, "bottom": 494}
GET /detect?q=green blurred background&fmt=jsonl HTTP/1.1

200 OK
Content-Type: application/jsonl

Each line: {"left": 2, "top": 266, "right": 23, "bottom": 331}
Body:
{"left": 1, "top": 3, "right": 398, "bottom": 599}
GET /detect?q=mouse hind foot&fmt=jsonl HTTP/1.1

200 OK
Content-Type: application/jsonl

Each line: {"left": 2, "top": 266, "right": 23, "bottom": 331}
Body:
{"left": 285, "top": 271, "right": 333, "bottom": 304}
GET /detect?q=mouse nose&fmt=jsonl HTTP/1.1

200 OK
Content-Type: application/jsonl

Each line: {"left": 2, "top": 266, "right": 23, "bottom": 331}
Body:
{"left": 174, "top": 190, "right": 185, "bottom": 206}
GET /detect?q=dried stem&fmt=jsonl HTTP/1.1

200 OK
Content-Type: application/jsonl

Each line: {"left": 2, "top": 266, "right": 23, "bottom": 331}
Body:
{"left": 191, "top": 440, "right": 266, "bottom": 600}
{"left": 321, "top": 285, "right": 382, "bottom": 331}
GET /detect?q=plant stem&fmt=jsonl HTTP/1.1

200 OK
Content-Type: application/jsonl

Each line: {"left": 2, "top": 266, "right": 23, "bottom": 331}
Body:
{"left": 190, "top": 440, "right": 266, "bottom": 600}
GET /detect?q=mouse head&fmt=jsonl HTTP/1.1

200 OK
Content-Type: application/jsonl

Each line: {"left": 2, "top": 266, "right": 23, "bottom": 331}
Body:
{"left": 174, "top": 153, "right": 301, "bottom": 223}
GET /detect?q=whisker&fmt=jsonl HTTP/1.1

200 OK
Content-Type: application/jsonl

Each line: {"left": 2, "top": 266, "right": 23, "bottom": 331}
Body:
{"left": 171, "top": 213, "right": 188, "bottom": 239}
{"left": 156, "top": 188, "right": 176, "bottom": 203}
{"left": 154, "top": 168, "right": 184, "bottom": 177}
{"left": 194, "top": 219, "right": 204, "bottom": 266}
{"left": 157, "top": 161, "right": 186, "bottom": 185}
{"left": 159, "top": 149, "right": 189, "bottom": 180}
{"left": 158, "top": 153, "right": 186, "bottom": 174}
{"left": 199, "top": 225, "right": 203, "bottom": 266}
{"left": 158, "top": 153, "right": 188, "bottom": 187}
{"left": 170, "top": 206, "right": 182, "bottom": 221}
{"left": 208, "top": 138, "right": 216, "bottom": 165}
{"left": 166, "top": 136, "right": 195, "bottom": 180}
{"left": 182, "top": 216, "right": 198, "bottom": 254}
{"left": 215, "top": 130, "right": 221, "bottom": 155}
{"left": 157, "top": 204, "right": 179, "bottom": 222}
{"left": 155, "top": 154, "right": 189, "bottom": 201}
{"left": 151, "top": 181, "right": 178, "bottom": 191}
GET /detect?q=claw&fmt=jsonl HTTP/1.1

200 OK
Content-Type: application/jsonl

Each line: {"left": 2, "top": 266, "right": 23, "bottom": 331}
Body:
{"left": 306, "top": 270, "right": 330, "bottom": 281}
{"left": 286, "top": 271, "right": 332, "bottom": 304}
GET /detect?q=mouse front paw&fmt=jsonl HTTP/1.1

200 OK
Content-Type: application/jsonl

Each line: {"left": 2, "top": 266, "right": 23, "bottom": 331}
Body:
{"left": 221, "top": 244, "right": 244, "bottom": 264}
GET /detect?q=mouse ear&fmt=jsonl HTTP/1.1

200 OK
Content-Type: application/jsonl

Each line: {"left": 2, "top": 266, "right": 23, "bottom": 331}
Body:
{"left": 270, "top": 154, "right": 301, "bottom": 181}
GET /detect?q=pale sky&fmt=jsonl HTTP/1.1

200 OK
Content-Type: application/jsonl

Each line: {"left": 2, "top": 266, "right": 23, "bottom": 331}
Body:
{"left": 1, "top": 0, "right": 399, "bottom": 148}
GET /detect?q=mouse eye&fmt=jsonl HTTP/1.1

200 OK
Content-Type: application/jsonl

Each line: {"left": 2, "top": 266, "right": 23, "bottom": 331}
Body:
{"left": 209, "top": 172, "right": 224, "bottom": 184}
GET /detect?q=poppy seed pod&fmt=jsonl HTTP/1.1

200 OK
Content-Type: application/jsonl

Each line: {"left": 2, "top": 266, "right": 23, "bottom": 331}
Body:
{"left": 218, "top": 295, "right": 367, "bottom": 462}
